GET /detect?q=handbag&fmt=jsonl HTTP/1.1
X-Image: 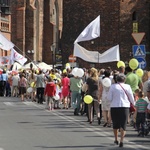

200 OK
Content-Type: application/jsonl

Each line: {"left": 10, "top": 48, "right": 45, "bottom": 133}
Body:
{"left": 118, "top": 83, "right": 135, "bottom": 112}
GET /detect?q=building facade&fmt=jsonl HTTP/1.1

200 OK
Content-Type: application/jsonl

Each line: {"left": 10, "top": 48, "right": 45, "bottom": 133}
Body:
{"left": 11, "top": 0, "right": 63, "bottom": 66}
{"left": 61, "top": 0, "right": 150, "bottom": 70}
{"left": 10, "top": 0, "right": 150, "bottom": 70}
{"left": 0, "top": 0, "right": 11, "bottom": 57}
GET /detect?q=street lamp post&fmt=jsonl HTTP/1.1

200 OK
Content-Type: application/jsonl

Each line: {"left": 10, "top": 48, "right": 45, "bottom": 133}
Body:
{"left": 27, "top": 49, "right": 34, "bottom": 61}
{"left": 50, "top": 44, "right": 55, "bottom": 69}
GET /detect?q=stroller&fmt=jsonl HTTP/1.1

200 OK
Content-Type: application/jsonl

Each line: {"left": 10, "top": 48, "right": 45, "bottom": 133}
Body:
{"left": 143, "top": 113, "right": 150, "bottom": 136}
{"left": 138, "top": 113, "right": 150, "bottom": 136}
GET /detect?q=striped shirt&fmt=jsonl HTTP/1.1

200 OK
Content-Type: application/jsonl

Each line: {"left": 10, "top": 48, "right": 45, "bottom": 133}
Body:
{"left": 135, "top": 98, "right": 148, "bottom": 113}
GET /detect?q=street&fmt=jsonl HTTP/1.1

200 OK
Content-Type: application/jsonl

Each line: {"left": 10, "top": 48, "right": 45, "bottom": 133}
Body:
{"left": 0, "top": 97, "right": 149, "bottom": 150}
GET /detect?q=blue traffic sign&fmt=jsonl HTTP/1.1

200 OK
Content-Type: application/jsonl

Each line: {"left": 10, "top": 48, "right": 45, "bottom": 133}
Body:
{"left": 132, "top": 45, "right": 146, "bottom": 57}
{"left": 136, "top": 57, "right": 146, "bottom": 69}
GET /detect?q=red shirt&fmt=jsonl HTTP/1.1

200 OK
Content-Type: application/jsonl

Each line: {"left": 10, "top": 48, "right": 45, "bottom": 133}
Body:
{"left": 44, "top": 82, "right": 56, "bottom": 96}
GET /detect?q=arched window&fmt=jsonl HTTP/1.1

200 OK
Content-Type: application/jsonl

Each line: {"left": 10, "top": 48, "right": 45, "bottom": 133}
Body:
{"left": 132, "top": 11, "right": 138, "bottom": 21}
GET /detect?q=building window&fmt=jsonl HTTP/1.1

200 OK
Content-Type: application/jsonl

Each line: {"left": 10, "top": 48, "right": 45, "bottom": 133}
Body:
{"left": 0, "top": 0, "right": 10, "bottom": 6}
{"left": 0, "top": 0, "right": 11, "bottom": 15}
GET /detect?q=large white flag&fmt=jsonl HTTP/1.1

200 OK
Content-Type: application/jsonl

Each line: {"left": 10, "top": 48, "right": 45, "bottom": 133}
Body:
{"left": 74, "top": 43, "right": 120, "bottom": 63}
{"left": 0, "top": 33, "right": 14, "bottom": 50}
{"left": 0, "top": 56, "right": 10, "bottom": 66}
{"left": 74, "top": 15, "right": 100, "bottom": 43}
{"left": 10, "top": 48, "right": 27, "bottom": 65}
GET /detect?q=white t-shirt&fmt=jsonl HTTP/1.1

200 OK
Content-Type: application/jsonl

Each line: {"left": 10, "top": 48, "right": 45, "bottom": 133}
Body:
{"left": 147, "top": 102, "right": 150, "bottom": 110}
{"left": 12, "top": 75, "right": 20, "bottom": 86}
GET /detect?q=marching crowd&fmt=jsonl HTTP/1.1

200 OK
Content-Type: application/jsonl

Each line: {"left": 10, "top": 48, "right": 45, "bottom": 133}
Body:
{"left": 0, "top": 65, "right": 150, "bottom": 148}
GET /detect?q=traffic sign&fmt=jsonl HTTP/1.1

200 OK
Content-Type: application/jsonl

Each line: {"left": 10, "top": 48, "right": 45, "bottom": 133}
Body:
{"left": 136, "top": 57, "right": 146, "bottom": 69}
{"left": 69, "top": 54, "right": 76, "bottom": 63}
{"left": 132, "top": 32, "right": 145, "bottom": 45}
{"left": 132, "top": 45, "right": 146, "bottom": 57}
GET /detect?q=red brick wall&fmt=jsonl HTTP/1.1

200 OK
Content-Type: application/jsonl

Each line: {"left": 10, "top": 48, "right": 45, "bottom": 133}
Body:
{"left": 61, "top": 0, "right": 150, "bottom": 70}
{"left": 43, "top": 0, "right": 54, "bottom": 64}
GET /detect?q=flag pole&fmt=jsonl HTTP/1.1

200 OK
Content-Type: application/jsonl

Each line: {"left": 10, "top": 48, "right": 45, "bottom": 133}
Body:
{"left": 13, "top": 45, "right": 39, "bottom": 69}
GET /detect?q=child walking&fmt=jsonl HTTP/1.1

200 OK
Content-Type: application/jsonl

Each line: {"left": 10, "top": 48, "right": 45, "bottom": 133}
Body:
{"left": 44, "top": 77, "right": 56, "bottom": 110}
{"left": 134, "top": 91, "right": 148, "bottom": 137}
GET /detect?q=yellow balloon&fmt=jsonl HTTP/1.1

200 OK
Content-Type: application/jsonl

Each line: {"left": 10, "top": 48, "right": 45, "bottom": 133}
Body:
{"left": 63, "top": 69, "right": 67, "bottom": 73}
{"left": 84, "top": 95, "right": 93, "bottom": 104}
{"left": 66, "top": 63, "right": 70, "bottom": 67}
{"left": 129, "top": 58, "right": 139, "bottom": 70}
{"left": 30, "top": 82, "right": 36, "bottom": 88}
{"left": 136, "top": 68, "right": 143, "bottom": 77}
{"left": 117, "top": 61, "right": 125, "bottom": 68}
{"left": 36, "top": 70, "right": 39, "bottom": 74}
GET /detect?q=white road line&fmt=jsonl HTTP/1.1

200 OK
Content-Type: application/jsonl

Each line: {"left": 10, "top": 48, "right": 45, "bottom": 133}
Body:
{"left": 11, "top": 101, "right": 149, "bottom": 150}
{"left": 3, "top": 102, "right": 14, "bottom": 106}
{"left": 49, "top": 110, "right": 149, "bottom": 150}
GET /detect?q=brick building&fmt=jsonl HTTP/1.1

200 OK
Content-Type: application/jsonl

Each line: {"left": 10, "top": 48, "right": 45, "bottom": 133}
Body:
{"left": 11, "top": 0, "right": 63, "bottom": 66}
{"left": 61, "top": 0, "right": 150, "bottom": 70}
{"left": 0, "top": 0, "right": 11, "bottom": 57}
{"left": 10, "top": 0, "right": 150, "bottom": 70}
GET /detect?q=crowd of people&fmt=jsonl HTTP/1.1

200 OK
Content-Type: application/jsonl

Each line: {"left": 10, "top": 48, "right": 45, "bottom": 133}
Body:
{"left": 0, "top": 65, "right": 150, "bottom": 148}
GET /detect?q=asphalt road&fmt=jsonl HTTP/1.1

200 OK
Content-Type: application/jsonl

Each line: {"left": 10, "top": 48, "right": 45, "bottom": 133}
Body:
{"left": 0, "top": 96, "right": 149, "bottom": 150}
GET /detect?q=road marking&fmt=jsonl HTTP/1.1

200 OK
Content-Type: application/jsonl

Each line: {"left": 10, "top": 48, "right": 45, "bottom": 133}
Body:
{"left": 47, "top": 110, "right": 149, "bottom": 150}
{"left": 6, "top": 100, "right": 148, "bottom": 150}
{"left": 3, "top": 102, "right": 14, "bottom": 106}
{"left": 23, "top": 101, "right": 36, "bottom": 106}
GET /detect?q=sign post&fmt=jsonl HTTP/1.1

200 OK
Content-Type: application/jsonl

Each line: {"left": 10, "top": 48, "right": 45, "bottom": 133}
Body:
{"left": 132, "top": 32, "right": 146, "bottom": 69}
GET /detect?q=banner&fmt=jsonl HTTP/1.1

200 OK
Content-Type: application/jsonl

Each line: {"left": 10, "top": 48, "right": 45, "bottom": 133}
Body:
{"left": 10, "top": 48, "right": 27, "bottom": 65}
{"left": 0, "top": 33, "right": 14, "bottom": 50}
{"left": 74, "top": 43, "right": 120, "bottom": 63}
{"left": 74, "top": 15, "right": 100, "bottom": 43}
{"left": 0, "top": 56, "right": 10, "bottom": 66}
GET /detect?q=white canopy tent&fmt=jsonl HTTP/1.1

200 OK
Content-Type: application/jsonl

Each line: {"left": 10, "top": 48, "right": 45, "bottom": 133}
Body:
{"left": 37, "top": 62, "right": 52, "bottom": 70}
{"left": 12, "top": 62, "right": 23, "bottom": 70}
{"left": 23, "top": 62, "right": 38, "bottom": 69}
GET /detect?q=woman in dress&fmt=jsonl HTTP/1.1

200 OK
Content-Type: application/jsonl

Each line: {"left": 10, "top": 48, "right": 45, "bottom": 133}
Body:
{"left": 86, "top": 68, "right": 100, "bottom": 124}
{"left": 28, "top": 70, "right": 36, "bottom": 101}
{"left": 99, "top": 70, "right": 112, "bottom": 127}
{"left": 61, "top": 72, "right": 70, "bottom": 109}
{"left": 19, "top": 74, "right": 27, "bottom": 101}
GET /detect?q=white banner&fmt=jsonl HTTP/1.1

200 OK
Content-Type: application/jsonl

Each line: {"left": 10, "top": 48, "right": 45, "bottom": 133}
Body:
{"left": 0, "top": 33, "right": 14, "bottom": 50}
{"left": 10, "top": 48, "right": 27, "bottom": 65}
{"left": 74, "top": 15, "right": 100, "bottom": 44}
{"left": 0, "top": 56, "right": 10, "bottom": 66}
{"left": 74, "top": 43, "right": 120, "bottom": 63}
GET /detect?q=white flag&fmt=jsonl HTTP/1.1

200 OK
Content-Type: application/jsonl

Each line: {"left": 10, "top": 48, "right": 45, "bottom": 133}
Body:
{"left": 0, "top": 33, "right": 14, "bottom": 50}
{"left": 74, "top": 43, "right": 120, "bottom": 63}
{"left": 0, "top": 56, "right": 10, "bottom": 66}
{"left": 10, "top": 48, "right": 27, "bottom": 65}
{"left": 74, "top": 15, "right": 100, "bottom": 43}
